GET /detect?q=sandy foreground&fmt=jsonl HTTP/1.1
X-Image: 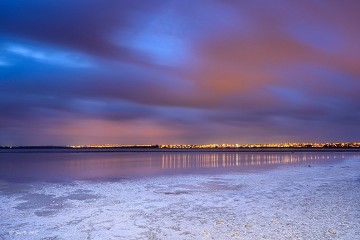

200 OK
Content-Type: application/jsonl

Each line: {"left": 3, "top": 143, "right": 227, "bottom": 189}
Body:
{"left": 0, "top": 156, "right": 359, "bottom": 240}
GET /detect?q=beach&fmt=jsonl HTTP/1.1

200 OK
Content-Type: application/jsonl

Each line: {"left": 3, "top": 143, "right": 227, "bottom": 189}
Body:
{"left": 0, "top": 152, "right": 359, "bottom": 239}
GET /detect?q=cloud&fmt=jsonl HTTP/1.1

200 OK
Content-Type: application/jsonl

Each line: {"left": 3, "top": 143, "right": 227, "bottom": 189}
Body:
{"left": 5, "top": 43, "right": 92, "bottom": 68}
{"left": 0, "top": 0, "right": 360, "bottom": 145}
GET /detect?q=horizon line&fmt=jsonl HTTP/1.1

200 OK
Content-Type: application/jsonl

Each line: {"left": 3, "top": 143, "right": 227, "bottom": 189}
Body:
{"left": 2, "top": 141, "right": 360, "bottom": 149}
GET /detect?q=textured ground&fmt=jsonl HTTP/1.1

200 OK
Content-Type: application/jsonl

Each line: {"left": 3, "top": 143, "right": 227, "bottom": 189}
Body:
{"left": 0, "top": 156, "right": 359, "bottom": 240}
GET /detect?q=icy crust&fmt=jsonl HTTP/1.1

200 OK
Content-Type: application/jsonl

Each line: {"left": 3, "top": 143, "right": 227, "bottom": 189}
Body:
{"left": 0, "top": 158, "right": 359, "bottom": 240}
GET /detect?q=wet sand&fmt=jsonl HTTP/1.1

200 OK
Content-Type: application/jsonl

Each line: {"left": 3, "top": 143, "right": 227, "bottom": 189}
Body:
{"left": 0, "top": 155, "right": 359, "bottom": 239}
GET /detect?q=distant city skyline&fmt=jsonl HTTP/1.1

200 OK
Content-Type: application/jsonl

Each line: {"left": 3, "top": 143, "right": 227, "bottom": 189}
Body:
{"left": 1, "top": 1, "right": 360, "bottom": 145}
{"left": 2, "top": 142, "right": 360, "bottom": 149}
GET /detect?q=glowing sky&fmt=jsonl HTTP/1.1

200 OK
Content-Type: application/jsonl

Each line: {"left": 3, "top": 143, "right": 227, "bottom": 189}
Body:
{"left": 1, "top": 0, "right": 360, "bottom": 145}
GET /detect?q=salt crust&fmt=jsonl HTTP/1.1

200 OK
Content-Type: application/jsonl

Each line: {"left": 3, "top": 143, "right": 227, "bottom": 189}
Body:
{"left": 0, "top": 157, "right": 359, "bottom": 240}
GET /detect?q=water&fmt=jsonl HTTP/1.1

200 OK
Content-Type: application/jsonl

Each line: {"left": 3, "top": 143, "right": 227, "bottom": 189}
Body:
{"left": 1, "top": 150, "right": 359, "bottom": 239}
{"left": 0, "top": 149, "right": 355, "bottom": 181}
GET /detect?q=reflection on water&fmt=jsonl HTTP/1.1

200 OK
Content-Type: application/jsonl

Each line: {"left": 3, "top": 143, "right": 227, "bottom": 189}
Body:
{"left": 0, "top": 151, "right": 356, "bottom": 181}
{"left": 161, "top": 153, "right": 346, "bottom": 169}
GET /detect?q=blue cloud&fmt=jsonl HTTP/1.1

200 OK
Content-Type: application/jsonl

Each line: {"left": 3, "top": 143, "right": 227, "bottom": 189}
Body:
{"left": 4, "top": 43, "right": 92, "bottom": 68}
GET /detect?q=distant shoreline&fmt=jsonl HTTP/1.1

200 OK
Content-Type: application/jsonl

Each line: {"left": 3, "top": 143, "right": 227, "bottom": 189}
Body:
{"left": 1, "top": 146, "right": 360, "bottom": 153}
{"left": 2, "top": 142, "right": 360, "bottom": 151}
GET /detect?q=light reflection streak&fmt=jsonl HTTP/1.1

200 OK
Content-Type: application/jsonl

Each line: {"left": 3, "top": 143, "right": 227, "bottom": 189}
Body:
{"left": 161, "top": 153, "right": 346, "bottom": 169}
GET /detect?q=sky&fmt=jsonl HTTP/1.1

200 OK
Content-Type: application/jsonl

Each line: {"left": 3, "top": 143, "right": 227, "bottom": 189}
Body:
{"left": 1, "top": 0, "right": 360, "bottom": 146}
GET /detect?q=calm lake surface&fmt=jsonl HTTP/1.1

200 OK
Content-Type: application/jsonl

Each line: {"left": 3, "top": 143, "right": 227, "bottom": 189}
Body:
{"left": 0, "top": 149, "right": 358, "bottom": 181}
